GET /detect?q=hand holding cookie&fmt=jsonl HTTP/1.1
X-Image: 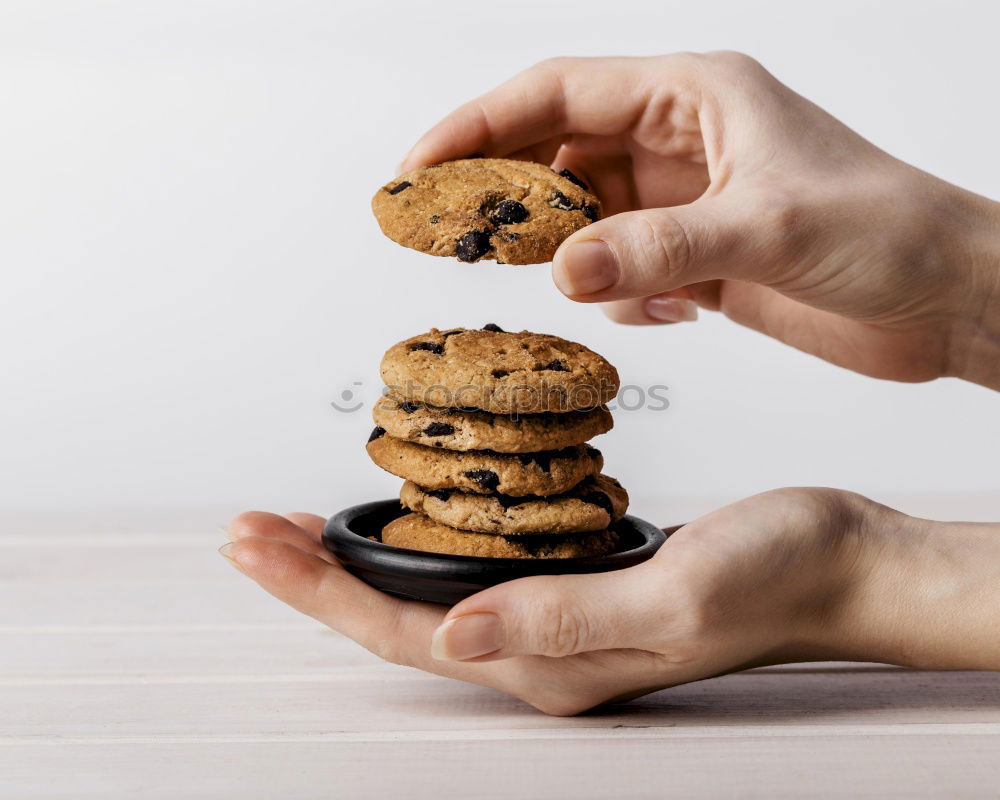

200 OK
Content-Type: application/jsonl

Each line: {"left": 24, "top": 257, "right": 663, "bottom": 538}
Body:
{"left": 398, "top": 53, "right": 1000, "bottom": 389}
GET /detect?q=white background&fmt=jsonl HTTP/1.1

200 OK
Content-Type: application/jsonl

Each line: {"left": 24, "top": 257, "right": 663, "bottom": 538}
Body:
{"left": 1, "top": 0, "right": 997, "bottom": 521}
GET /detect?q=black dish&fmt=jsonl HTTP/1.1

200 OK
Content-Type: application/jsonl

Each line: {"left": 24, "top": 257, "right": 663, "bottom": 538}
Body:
{"left": 323, "top": 499, "right": 670, "bottom": 606}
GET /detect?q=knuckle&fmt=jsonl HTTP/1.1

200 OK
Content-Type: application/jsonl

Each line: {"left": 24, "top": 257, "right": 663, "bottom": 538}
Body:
{"left": 531, "top": 56, "right": 578, "bottom": 76}
{"left": 658, "top": 50, "right": 703, "bottom": 69}
{"left": 363, "top": 606, "right": 412, "bottom": 666}
{"left": 532, "top": 594, "right": 590, "bottom": 657}
{"left": 706, "top": 50, "right": 763, "bottom": 72}
{"left": 638, "top": 213, "right": 692, "bottom": 283}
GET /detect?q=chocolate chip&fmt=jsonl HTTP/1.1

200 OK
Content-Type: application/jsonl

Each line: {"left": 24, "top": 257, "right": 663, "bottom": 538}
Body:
{"left": 517, "top": 446, "right": 577, "bottom": 473}
{"left": 582, "top": 203, "right": 600, "bottom": 222}
{"left": 583, "top": 490, "right": 614, "bottom": 517}
{"left": 549, "top": 190, "right": 576, "bottom": 211}
{"left": 429, "top": 214, "right": 441, "bottom": 224}
{"left": 558, "top": 168, "right": 589, "bottom": 191}
{"left": 542, "top": 359, "right": 568, "bottom": 372}
{"left": 491, "top": 369, "right": 510, "bottom": 379}
{"left": 464, "top": 469, "right": 500, "bottom": 491}
{"left": 496, "top": 492, "right": 532, "bottom": 510}
{"left": 387, "top": 181, "right": 411, "bottom": 195}
{"left": 483, "top": 323, "right": 505, "bottom": 332}
{"left": 427, "top": 488, "right": 452, "bottom": 502}
{"left": 367, "top": 426, "right": 386, "bottom": 443}
{"left": 423, "top": 422, "right": 455, "bottom": 437}
{"left": 411, "top": 341, "right": 444, "bottom": 354}
{"left": 490, "top": 199, "right": 529, "bottom": 225}
{"left": 455, "top": 231, "right": 492, "bottom": 262}
{"left": 399, "top": 401, "right": 420, "bottom": 413}
{"left": 585, "top": 446, "right": 601, "bottom": 459}
{"left": 441, "top": 329, "right": 464, "bottom": 337}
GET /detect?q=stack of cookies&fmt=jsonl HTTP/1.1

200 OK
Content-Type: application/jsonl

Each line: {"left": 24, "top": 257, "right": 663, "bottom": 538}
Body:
{"left": 366, "top": 324, "right": 630, "bottom": 559}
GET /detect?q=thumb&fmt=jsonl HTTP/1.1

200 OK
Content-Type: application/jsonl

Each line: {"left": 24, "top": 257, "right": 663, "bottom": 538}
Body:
{"left": 430, "top": 565, "right": 662, "bottom": 661}
{"left": 551, "top": 198, "right": 762, "bottom": 302}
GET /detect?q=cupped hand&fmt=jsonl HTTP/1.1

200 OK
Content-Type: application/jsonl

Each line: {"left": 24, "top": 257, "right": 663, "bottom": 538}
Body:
{"left": 222, "top": 488, "right": 899, "bottom": 716}
{"left": 400, "top": 53, "right": 1000, "bottom": 386}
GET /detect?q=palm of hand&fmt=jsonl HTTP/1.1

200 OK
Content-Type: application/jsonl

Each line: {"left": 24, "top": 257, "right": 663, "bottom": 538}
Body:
{"left": 224, "top": 488, "right": 865, "bottom": 715}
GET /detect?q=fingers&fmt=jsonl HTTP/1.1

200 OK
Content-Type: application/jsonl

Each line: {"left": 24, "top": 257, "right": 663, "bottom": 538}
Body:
{"left": 430, "top": 564, "right": 666, "bottom": 661}
{"left": 228, "top": 511, "right": 331, "bottom": 561}
{"left": 222, "top": 517, "right": 682, "bottom": 716}
{"left": 284, "top": 512, "right": 327, "bottom": 539}
{"left": 221, "top": 534, "right": 564, "bottom": 696}
{"left": 601, "top": 288, "right": 698, "bottom": 326}
{"left": 551, "top": 198, "right": 766, "bottom": 303}
{"left": 400, "top": 57, "right": 659, "bottom": 170}
{"left": 222, "top": 537, "right": 393, "bottom": 637}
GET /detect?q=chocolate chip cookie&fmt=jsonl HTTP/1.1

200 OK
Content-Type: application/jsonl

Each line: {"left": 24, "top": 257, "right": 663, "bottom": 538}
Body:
{"left": 373, "top": 394, "right": 613, "bottom": 452}
{"left": 400, "top": 474, "right": 628, "bottom": 535}
{"left": 381, "top": 513, "right": 620, "bottom": 559}
{"left": 380, "top": 325, "right": 619, "bottom": 414}
{"left": 366, "top": 429, "right": 602, "bottom": 496}
{"left": 371, "top": 159, "right": 601, "bottom": 264}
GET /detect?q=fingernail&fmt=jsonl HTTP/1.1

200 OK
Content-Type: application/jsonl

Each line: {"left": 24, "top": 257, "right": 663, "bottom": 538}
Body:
{"left": 554, "top": 240, "right": 619, "bottom": 296}
{"left": 645, "top": 297, "right": 699, "bottom": 323}
{"left": 431, "top": 612, "right": 504, "bottom": 661}
{"left": 218, "top": 542, "right": 246, "bottom": 573}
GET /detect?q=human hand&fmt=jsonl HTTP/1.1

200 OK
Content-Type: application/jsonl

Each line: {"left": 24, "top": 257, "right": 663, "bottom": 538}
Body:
{"left": 221, "top": 489, "right": 1000, "bottom": 715}
{"left": 400, "top": 53, "right": 1000, "bottom": 389}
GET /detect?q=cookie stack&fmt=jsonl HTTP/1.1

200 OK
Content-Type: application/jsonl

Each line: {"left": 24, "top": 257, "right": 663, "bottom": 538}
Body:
{"left": 366, "top": 325, "right": 630, "bottom": 559}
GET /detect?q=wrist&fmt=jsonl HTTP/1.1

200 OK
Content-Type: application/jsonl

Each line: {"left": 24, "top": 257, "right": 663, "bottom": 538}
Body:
{"left": 820, "top": 507, "right": 1000, "bottom": 669}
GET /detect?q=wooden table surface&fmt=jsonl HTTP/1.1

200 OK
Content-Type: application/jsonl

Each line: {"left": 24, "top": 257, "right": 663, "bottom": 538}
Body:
{"left": 2, "top": 498, "right": 999, "bottom": 799}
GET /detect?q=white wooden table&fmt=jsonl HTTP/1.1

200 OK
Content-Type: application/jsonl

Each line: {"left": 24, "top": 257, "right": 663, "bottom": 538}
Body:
{"left": 2, "top": 498, "right": 999, "bottom": 799}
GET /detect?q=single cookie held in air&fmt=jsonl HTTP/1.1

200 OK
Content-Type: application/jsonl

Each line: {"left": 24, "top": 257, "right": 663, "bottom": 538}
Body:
{"left": 366, "top": 429, "right": 603, "bottom": 496}
{"left": 371, "top": 159, "right": 601, "bottom": 264}
{"left": 380, "top": 325, "right": 619, "bottom": 414}
{"left": 400, "top": 474, "right": 629, "bottom": 535}
{"left": 373, "top": 395, "right": 613, "bottom": 453}
{"left": 381, "top": 513, "right": 620, "bottom": 559}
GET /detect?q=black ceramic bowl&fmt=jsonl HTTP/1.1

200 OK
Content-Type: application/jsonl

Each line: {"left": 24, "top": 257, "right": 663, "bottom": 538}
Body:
{"left": 323, "top": 499, "right": 670, "bottom": 606}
